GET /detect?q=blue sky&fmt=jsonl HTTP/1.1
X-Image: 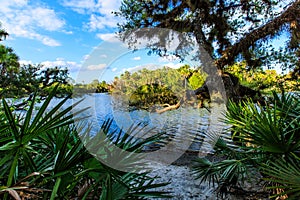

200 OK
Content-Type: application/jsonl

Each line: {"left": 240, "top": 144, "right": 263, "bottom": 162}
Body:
{"left": 0, "top": 0, "right": 186, "bottom": 83}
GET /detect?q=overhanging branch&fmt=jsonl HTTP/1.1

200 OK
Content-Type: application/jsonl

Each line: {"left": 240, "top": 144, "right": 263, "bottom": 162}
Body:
{"left": 216, "top": 0, "right": 300, "bottom": 68}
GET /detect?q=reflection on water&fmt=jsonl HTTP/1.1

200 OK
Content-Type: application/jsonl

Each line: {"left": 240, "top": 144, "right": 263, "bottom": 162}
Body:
{"left": 72, "top": 93, "right": 210, "bottom": 151}
{"left": 11, "top": 93, "right": 211, "bottom": 151}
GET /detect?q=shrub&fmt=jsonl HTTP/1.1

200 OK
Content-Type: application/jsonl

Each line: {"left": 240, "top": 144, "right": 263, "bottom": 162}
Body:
{"left": 193, "top": 92, "right": 300, "bottom": 199}
{"left": 0, "top": 85, "right": 170, "bottom": 199}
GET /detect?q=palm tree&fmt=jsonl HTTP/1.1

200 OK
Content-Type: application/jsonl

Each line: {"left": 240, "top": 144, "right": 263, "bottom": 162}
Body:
{"left": 0, "top": 26, "right": 8, "bottom": 41}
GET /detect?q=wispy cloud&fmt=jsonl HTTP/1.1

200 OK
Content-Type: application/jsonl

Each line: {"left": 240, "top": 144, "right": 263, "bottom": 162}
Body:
{"left": 62, "top": 0, "right": 121, "bottom": 30}
{"left": 41, "top": 58, "right": 81, "bottom": 72}
{"left": 61, "top": 0, "right": 97, "bottom": 14}
{"left": 122, "top": 64, "right": 160, "bottom": 73}
{"left": 87, "top": 63, "right": 107, "bottom": 70}
{"left": 96, "top": 33, "right": 120, "bottom": 42}
{"left": 83, "top": 54, "right": 90, "bottom": 61}
{"left": 19, "top": 60, "right": 33, "bottom": 65}
{"left": 163, "top": 62, "right": 183, "bottom": 69}
{"left": 89, "top": 14, "right": 118, "bottom": 30}
{"left": 0, "top": 1, "right": 65, "bottom": 46}
{"left": 133, "top": 56, "right": 141, "bottom": 61}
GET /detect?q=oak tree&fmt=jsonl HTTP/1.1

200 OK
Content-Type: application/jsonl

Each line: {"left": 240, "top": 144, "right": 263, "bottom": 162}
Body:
{"left": 116, "top": 0, "right": 300, "bottom": 74}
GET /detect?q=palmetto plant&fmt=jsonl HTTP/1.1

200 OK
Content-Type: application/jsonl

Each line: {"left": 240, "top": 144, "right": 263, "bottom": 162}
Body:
{"left": 262, "top": 158, "right": 300, "bottom": 199}
{"left": 193, "top": 92, "right": 300, "bottom": 199}
{"left": 0, "top": 86, "right": 170, "bottom": 199}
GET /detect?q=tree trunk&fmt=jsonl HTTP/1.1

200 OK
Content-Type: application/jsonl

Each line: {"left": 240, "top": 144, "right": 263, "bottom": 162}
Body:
{"left": 194, "top": 72, "right": 263, "bottom": 106}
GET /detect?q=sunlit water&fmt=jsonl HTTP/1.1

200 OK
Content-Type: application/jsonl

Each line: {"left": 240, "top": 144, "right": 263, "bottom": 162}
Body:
{"left": 71, "top": 93, "right": 210, "bottom": 151}
{"left": 10, "top": 93, "right": 212, "bottom": 151}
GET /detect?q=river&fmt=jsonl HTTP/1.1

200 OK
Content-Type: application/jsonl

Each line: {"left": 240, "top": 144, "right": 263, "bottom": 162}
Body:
{"left": 10, "top": 93, "right": 212, "bottom": 151}
{"left": 67, "top": 93, "right": 211, "bottom": 151}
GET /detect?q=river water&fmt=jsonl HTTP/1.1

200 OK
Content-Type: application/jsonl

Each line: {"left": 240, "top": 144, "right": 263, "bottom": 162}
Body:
{"left": 11, "top": 93, "right": 213, "bottom": 151}
{"left": 67, "top": 93, "right": 212, "bottom": 151}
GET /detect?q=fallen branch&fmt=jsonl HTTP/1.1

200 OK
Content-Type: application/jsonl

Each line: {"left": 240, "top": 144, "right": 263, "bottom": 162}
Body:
{"left": 156, "top": 100, "right": 182, "bottom": 114}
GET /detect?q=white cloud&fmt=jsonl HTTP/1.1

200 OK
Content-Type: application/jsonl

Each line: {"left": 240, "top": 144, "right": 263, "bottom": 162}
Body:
{"left": 0, "top": 1, "right": 65, "bottom": 46}
{"left": 89, "top": 14, "right": 118, "bottom": 30}
{"left": 96, "top": 33, "right": 120, "bottom": 42}
{"left": 163, "top": 62, "right": 183, "bottom": 69}
{"left": 32, "top": 8, "right": 65, "bottom": 31}
{"left": 56, "top": 57, "right": 65, "bottom": 61}
{"left": 83, "top": 54, "right": 90, "bottom": 60}
{"left": 19, "top": 60, "right": 33, "bottom": 65}
{"left": 133, "top": 56, "right": 141, "bottom": 61}
{"left": 87, "top": 63, "right": 107, "bottom": 70}
{"left": 41, "top": 58, "right": 80, "bottom": 72}
{"left": 112, "top": 67, "right": 117, "bottom": 72}
{"left": 122, "top": 64, "right": 160, "bottom": 73}
{"left": 41, "top": 36, "right": 61, "bottom": 47}
{"left": 98, "top": 1, "right": 120, "bottom": 15}
{"left": 62, "top": 0, "right": 121, "bottom": 30}
{"left": 61, "top": 0, "right": 97, "bottom": 14}
{"left": 62, "top": 30, "right": 73, "bottom": 35}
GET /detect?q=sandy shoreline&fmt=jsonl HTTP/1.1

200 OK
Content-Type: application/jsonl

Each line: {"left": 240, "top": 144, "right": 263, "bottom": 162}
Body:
{"left": 149, "top": 164, "right": 218, "bottom": 199}
{"left": 147, "top": 152, "right": 219, "bottom": 200}
{"left": 147, "top": 152, "right": 269, "bottom": 200}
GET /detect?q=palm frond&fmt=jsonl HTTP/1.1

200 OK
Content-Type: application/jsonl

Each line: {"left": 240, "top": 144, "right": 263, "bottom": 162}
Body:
{"left": 262, "top": 159, "right": 300, "bottom": 199}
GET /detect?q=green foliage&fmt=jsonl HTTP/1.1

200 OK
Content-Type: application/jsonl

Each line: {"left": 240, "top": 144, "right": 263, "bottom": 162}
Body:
{"left": 0, "top": 64, "right": 72, "bottom": 98}
{"left": 111, "top": 65, "right": 205, "bottom": 108}
{"left": 0, "top": 86, "right": 171, "bottom": 199}
{"left": 225, "top": 62, "right": 300, "bottom": 93}
{"left": 0, "top": 28, "right": 72, "bottom": 99}
{"left": 116, "top": 0, "right": 300, "bottom": 75}
{"left": 129, "top": 83, "right": 179, "bottom": 107}
{"left": 262, "top": 159, "right": 300, "bottom": 199}
{"left": 193, "top": 92, "right": 300, "bottom": 198}
{"left": 73, "top": 79, "right": 109, "bottom": 94}
{"left": 188, "top": 71, "right": 205, "bottom": 90}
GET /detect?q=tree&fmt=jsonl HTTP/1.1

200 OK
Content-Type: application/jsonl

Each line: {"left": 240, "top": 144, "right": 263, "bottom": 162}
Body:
{"left": 0, "top": 45, "right": 20, "bottom": 89}
{"left": 116, "top": 0, "right": 300, "bottom": 86}
{"left": 178, "top": 65, "right": 192, "bottom": 89}
{"left": 111, "top": 65, "right": 207, "bottom": 112}
{"left": 0, "top": 26, "right": 72, "bottom": 99}
{"left": 96, "top": 80, "right": 109, "bottom": 93}
{"left": 0, "top": 25, "right": 19, "bottom": 91}
{"left": 0, "top": 26, "right": 8, "bottom": 41}
{"left": 117, "top": 0, "right": 299, "bottom": 71}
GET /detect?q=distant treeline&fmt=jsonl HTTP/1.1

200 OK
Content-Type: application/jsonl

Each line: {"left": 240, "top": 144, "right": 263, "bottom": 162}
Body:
{"left": 73, "top": 80, "right": 109, "bottom": 94}
{"left": 1, "top": 60, "right": 298, "bottom": 101}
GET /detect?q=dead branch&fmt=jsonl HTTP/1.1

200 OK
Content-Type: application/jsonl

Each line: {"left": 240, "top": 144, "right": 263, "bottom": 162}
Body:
{"left": 156, "top": 100, "right": 181, "bottom": 114}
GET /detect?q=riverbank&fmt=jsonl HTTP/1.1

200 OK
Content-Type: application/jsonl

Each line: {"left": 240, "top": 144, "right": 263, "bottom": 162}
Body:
{"left": 148, "top": 152, "right": 270, "bottom": 200}
{"left": 149, "top": 163, "right": 217, "bottom": 199}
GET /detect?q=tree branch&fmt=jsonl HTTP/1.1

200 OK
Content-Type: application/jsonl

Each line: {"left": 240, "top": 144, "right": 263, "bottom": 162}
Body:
{"left": 156, "top": 100, "right": 182, "bottom": 114}
{"left": 216, "top": 0, "right": 300, "bottom": 68}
